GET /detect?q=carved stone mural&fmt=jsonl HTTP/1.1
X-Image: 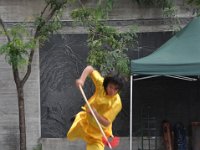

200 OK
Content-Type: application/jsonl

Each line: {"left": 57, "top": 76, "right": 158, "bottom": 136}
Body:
{"left": 40, "top": 32, "right": 200, "bottom": 138}
{"left": 40, "top": 34, "right": 131, "bottom": 137}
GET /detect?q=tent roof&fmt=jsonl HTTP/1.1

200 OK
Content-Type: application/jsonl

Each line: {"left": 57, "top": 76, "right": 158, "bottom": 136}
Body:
{"left": 131, "top": 17, "right": 200, "bottom": 76}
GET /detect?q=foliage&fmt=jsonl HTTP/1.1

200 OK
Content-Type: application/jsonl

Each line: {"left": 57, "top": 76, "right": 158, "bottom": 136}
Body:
{"left": 162, "top": 6, "right": 181, "bottom": 32}
{"left": 71, "top": 1, "right": 138, "bottom": 77}
{"left": 133, "top": 0, "right": 181, "bottom": 32}
{"left": 34, "top": 4, "right": 64, "bottom": 43}
{"left": 0, "top": 24, "right": 36, "bottom": 70}
{"left": 134, "top": 0, "right": 173, "bottom": 8}
{"left": 188, "top": 0, "right": 200, "bottom": 5}
{"left": 32, "top": 144, "right": 42, "bottom": 150}
{"left": 188, "top": 0, "right": 200, "bottom": 15}
{"left": 87, "top": 24, "right": 138, "bottom": 76}
{"left": 0, "top": 0, "right": 74, "bottom": 70}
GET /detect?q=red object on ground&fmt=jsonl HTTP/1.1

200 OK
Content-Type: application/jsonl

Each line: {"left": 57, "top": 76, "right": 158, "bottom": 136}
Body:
{"left": 102, "top": 136, "right": 120, "bottom": 149}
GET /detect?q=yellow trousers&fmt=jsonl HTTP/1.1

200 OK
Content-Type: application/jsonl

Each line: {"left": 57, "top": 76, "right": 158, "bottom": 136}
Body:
{"left": 86, "top": 142, "right": 104, "bottom": 150}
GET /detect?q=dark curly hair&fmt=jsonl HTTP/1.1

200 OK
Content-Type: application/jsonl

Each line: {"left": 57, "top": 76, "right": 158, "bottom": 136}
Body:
{"left": 103, "top": 73, "right": 124, "bottom": 91}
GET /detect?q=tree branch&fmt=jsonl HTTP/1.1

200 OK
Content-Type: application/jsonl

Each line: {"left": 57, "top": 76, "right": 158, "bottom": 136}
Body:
{"left": 22, "top": 0, "right": 68, "bottom": 85}
{"left": 40, "top": 3, "right": 50, "bottom": 18}
{"left": 0, "top": 18, "right": 11, "bottom": 42}
{"left": 21, "top": 6, "right": 58, "bottom": 86}
{"left": 12, "top": 65, "right": 22, "bottom": 87}
{"left": 78, "top": 0, "right": 85, "bottom": 8}
{"left": 21, "top": 47, "right": 35, "bottom": 86}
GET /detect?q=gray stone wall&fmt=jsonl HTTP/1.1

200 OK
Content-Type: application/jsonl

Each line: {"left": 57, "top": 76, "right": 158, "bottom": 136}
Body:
{"left": 0, "top": 0, "right": 194, "bottom": 21}
{"left": 0, "top": 54, "right": 19, "bottom": 150}
{"left": 0, "top": 0, "right": 195, "bottom": 32}
{"left": 0, "top": 42, "right": 40, "bottom": 150}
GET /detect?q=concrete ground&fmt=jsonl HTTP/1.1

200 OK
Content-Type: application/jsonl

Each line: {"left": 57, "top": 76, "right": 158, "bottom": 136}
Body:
{"left": 40, "top": 137, "right": 164, "bottom": 150}
{"left": 41, "top": 137, "right": 130, "bottom": 150}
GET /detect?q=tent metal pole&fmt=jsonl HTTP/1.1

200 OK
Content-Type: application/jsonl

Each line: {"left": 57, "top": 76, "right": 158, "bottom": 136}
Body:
{"left": 165, "top": 75, "right": 197, "bottom": 81}
{"left": 130, "top": 75, "right": 133, "bottom": 150}
{"left": 133, "top": 75, "right": 159, "bottom": 81}
{"left": 133, "top": 75, "right": 197, "bottom": 81}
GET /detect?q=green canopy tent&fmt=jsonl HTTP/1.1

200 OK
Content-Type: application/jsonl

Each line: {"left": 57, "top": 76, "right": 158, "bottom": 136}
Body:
{"left": 131, "top": 17, "right": 200, "bottom": 76}
{"left": 129, "top": 17, "right": 200, "bottom": 150}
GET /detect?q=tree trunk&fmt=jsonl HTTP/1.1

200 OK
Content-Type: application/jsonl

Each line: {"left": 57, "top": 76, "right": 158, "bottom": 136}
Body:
{"left": 17, "top": 86, "right": 26, "bottom": 150}
{"left": 13, "top": 68, "right": 26, "bottom": 150}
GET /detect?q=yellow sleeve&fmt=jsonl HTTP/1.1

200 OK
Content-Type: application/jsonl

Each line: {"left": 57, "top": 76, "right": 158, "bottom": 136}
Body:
{"left": 89, "top": 70, "right": 104, "bottom": 89}
{"left": 81, "top": 70, "right": 103, "bottom": 110}
{"left": 103, "top": 96, "right": 122, "bottom": 123}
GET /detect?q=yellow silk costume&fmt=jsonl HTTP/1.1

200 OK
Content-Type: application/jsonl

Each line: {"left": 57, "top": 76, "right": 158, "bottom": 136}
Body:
{"left": 67, "top": 70, "right": 122, "bottom": 148}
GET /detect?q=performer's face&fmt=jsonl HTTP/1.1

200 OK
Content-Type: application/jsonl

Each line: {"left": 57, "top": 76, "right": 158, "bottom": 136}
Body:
{"left": 106, "top": 83, "right": 119, "bottom": 96}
